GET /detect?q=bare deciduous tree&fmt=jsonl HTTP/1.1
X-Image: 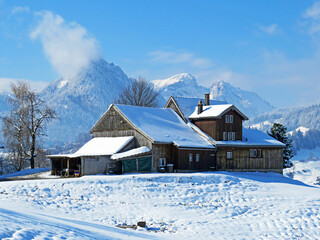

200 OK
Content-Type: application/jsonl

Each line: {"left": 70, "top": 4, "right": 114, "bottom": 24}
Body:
{"left": 2, "top": 81, "right": 56, "bottom": 169}
{"left": 115, "top": 77, "right": 159, "bottom": 107}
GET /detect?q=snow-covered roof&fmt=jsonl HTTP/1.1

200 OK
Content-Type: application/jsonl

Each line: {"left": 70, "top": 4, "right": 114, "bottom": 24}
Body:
{"left": 214, "top": 128, "right": 285, "bottom": 147}
{"left": 110, "top": 146, "right": 151, "bottom": 160}
{"left": 170, "top": 96, "right": 228, "bottom": 119}
{"left": 189, "top": 104, "right": 249, "bottom": 120}
{"left": 188, "top": 123, "right": 284, "bottom": 147}
{"left": 114, "top": 104, "right": 215, "bottom": 149}
{"left": 48, "top": 136, "right": 134, "bottom": 158}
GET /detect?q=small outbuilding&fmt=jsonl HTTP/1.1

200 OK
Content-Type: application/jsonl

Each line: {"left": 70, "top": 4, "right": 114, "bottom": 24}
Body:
{"left": 48, "top": 136, "right": 135, "bottom": 176}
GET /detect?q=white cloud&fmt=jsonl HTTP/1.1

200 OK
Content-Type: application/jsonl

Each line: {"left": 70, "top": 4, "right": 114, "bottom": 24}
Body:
{"left": 304, "top": 2, "right": 320, "bottom": 19}
{"left": 149, "top": 50, "right": 213, "bottom": 69}
{"left": 257, "top": 23, "right": 281, "bottom": 35}
{"left": 12, "top": 6, "right": 30, "bottom": 14}
{"left": 0, "top": 78, "right": 48, "bottom": 93}
{"left": 303, "top": 2, "right": 320, "bottom": 35}
{"left": 30, "top": 11, "right": 102, "bottom": 78}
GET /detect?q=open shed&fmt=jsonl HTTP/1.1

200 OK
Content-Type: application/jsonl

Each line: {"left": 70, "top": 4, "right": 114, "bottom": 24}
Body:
{"left": 48, "top": 136, "right": 135, "bottom": 176}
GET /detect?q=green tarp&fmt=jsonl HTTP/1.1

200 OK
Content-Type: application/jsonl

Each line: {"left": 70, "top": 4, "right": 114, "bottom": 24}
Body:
{"left": 122, "top": 156, "right": 152, "bottom": 173}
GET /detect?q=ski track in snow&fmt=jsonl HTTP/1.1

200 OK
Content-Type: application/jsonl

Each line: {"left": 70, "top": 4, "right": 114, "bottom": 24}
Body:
{"left": 0, "top": 172, "right": 319, "bottom": 239}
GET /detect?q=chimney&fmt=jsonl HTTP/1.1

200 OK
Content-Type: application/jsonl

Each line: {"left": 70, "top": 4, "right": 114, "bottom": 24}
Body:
{"left": 198, "top": 100, "right": 203, "bottom": 114}
{"left": 204, "top": 93, "right": 210, "bottom": 106}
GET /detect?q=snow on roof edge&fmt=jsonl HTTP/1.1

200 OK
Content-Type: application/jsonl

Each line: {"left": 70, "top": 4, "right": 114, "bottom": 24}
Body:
{"left": 111, "top": 146, "right": 151, "bottom": 160}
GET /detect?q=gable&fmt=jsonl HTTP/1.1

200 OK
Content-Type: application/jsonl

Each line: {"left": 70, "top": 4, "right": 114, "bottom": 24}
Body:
{"left": 91, "top": 105, "right": 133, "bottom": 133}
{"left": 164, "top": 96, "right": 188, "bottom": 123}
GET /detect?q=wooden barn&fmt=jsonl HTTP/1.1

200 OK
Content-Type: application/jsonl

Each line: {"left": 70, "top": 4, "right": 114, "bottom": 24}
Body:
{"left": 90, "top": 104, "right": 216, "bottom": 173}
{"left": 48, "top": 93, "right": 284, "bottom": 176}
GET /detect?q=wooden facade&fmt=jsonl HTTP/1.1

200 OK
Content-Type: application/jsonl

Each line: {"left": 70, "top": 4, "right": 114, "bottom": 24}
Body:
{"left": 216, "top": 147, "right": 283, "bottom": 173}
{"left": 190, "top": 109, "right": 243, "bottom": 141}
{"left": 89, "top": 105, "right": 218, "bottom": 173}
{"left": 172, "top": 148, "right": 216, "bottom": 172}
{"left": 165, "top": 96, "right": 284, "bottom": 174}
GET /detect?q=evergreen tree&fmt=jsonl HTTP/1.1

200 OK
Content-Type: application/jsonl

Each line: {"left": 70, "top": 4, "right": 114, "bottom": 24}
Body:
{"left": 268, "top": 123, "right": 294, "bottom": 168}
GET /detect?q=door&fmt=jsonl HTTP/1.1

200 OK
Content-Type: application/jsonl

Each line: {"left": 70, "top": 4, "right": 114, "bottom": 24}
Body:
{"left": 122, "top": 156, "right": 152, "bottom": 173}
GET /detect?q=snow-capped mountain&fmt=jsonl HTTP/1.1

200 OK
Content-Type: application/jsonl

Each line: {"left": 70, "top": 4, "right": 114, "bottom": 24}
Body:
{"left": 41, "top": 59, "right": 133, "bottom": 146}
{"left": 151, "top": 73, "right": 209, "bottom": 101}
{"left": 210, "top": 80, "right": 274, "bottom": 118}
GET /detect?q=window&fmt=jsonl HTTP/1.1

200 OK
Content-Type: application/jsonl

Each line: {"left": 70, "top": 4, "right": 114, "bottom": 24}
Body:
{"left": 189, "top": 154, "right": 193, "bottom": 162}
{"left": 250, "top": 149, "right": 257, "bottom": 158}
{"left": 223, "top": 132, "right": 227, "bottom": 140}
{"left": 250, "top": 149, "right": 263, "bottom": 158}
{"left": 225, "top": 115, "right": 230, "bottom": 123}
{"left": 225, "top": 115, "right": 233, "bottom": 123}
{"left": 227, "top": 151, "right": 233, "bottom": 159}
{"left": 159, "top": 158, "right": 166, "bottom": 166}
{"left": 196, "top": 154, "right": 200, "bottom": 162}
{"left": 232, "top": 132, "right": 235, "bottom": 141}
{"left": 228, "top": 132, "right": 232, "bottom": 140}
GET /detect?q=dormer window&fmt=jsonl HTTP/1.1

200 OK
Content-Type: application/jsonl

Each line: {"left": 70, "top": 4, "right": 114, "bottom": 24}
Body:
{"left": 225, "top": 115, "right": 233, "bottom": 123}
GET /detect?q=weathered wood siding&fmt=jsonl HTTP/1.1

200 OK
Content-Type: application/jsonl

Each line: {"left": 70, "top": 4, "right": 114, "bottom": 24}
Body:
{"left": 92, "top": 106, "right": 153, "bottom": 149}
{"left": 173, "top": 148, "right": 216, "bottom": 171}
{"left": 191, "top": 109, "right": 243, "bottom": 141}
{"left": 81, "top": 156, "right": 118, "bottom": 175}
{"left": 217, "top": 147, "right": 283, "bottom": 173}
{"left": 152, "top": 144, "right": 173, "bottom": 171}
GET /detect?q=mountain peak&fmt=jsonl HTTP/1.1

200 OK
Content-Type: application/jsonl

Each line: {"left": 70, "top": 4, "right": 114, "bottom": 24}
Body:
{"left": 152, "top": 73, "right": 196, "bottom": 89}
{"left": 151, "top": 73, "right": 209, "bottom": 100}
{"left": 210, "top": 80, "right": 274, "bottom": 118}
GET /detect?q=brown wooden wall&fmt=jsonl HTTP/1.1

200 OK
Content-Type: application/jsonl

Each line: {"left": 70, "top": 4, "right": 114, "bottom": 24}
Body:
{"left": 216, "top": 147, "right": 283, "bottom": 173}
{"left": 191, "top": 109, "right": 243, "bottom": 141}
{"left": 172, "top": 147, "right": 216, "bottom": 171}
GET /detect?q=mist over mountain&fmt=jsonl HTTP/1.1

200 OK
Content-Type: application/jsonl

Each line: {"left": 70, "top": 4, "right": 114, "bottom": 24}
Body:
{"left": 41, "top": 59, "right": 133, "bottom": 146}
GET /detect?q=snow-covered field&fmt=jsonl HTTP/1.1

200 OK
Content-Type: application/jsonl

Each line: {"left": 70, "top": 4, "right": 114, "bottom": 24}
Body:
{"left": 0, "top": 171, "right": 320, "bottom": 239}
{"left": 284, "top": 147, "right": 320, "bottom": 186}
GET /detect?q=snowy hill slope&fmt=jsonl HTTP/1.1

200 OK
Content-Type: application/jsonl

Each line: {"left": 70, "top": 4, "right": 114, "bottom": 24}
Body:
{"left": 210, "top": 80, "right": 274, "bottom": 118}
{"left": 41, "top": 59, "right": 132, "bottom": 146}
{"left": 152, "top": 73, "right": 209, "bottom": 101}
{"left": 248, "top": 103, "right": 320, "bottom": 132}
{"left": 0, "top": 172, "right": 319, "bottom": 239}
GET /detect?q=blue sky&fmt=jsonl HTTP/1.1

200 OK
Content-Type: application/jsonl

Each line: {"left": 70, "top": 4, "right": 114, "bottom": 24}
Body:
{"left": 0, "top": 0, "right": 320, "bottom": 107}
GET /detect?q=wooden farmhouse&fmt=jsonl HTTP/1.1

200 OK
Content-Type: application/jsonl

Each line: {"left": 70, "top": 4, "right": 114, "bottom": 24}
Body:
{"left": 165, "top": 94, "right": 284, "bottom": 173}
{"left": 48, "top": 94, "right": 284, "bottom": 176}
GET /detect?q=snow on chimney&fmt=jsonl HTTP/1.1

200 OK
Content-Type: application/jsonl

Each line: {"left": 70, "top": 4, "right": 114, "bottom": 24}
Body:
{"left": 205, "top": 93, "right": 210, "bottom": 106}
{"left": 198, "top": 100, "right": 203, "bottom": 114}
